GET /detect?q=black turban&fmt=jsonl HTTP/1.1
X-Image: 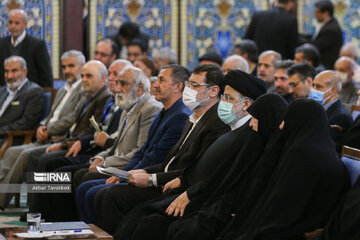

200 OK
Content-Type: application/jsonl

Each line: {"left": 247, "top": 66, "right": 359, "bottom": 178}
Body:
{"left": 224, "top": 69, "right": 266, "bottom": 100}
{"left": 199, "top": 52, "right": 223, "bottom": 66}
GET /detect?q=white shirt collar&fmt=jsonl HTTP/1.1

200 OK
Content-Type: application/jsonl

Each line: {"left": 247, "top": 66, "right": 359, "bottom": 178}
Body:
{"left": 189, "top": 112, "right": 204, "bottom": 124}
{"left": 11, "top": 30, "right": 26, "bottom": 47}
{"left": 230, "top": 114, "right": 252, "bottom": 131}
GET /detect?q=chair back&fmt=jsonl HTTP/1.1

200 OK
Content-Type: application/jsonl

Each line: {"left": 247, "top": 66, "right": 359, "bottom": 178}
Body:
{"left": 341, "top": 146, "right": 360, "bottom": 186}
{"left": 42, "top": 88, "right": 58, "bottom": 120}
{"left": 350, "top": 105, "right": 360, "bottom": 121}
{"left": 53, "top": 79, "right": 67, "bottom": 89}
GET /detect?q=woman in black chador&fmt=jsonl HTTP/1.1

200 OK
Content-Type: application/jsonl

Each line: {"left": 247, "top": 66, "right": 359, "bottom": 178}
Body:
{"left": 114, "top": 93, "right": 288, "bottom": 240}
{"left": 214, "top": 99, "right": 349, "bottom": 240}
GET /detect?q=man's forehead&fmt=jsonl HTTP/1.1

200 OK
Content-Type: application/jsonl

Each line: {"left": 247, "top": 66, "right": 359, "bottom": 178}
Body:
{"left": 189, "top": 72, "right": 206, "bottom": 83}
{"left": 5, "top": 61, "right": 21, "bottom": 69}
{"left": 288, "top": 74, "right": 300, "bottom": 82}
{"left": 335, "top": 60, "right": 350, "bottom": 70}
{"left": 62, "top": 56, "right": 77, "bottom": 65}
{"left": 159, "top": 68, "right": 172, "bottom": 77}
{"left": 109, "top": 62, "right": 126, "bottom": 72}
{"left": 259, "top": 54, "right": 274, "bottom": 63}
{"left": 96, "top": 42, "right": 112, "bottom": 51}
{"left": 275, "top": 68, "right": 287, "bottom": 75}
{"left": 118, "top": 69, "right": 133, "bottom": 80}
{"left": 82, "top": 64, "right": 97, "bottom": 74}
{"left": 9, "top": 12, "right": 26, "bottom": 22}
{"left": 128, "top": 45, "right": 141, "bottom": 52}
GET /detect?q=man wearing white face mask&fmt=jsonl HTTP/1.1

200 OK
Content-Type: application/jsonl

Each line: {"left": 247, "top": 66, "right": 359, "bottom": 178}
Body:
{"left": 92, "top": 64, "right": 229, "bottom": 233}
{"left": 312, "top": 71, "right": 353, "bottom": 140}
{"left": 334, "top": 56, "right": 360, "bottom": 106}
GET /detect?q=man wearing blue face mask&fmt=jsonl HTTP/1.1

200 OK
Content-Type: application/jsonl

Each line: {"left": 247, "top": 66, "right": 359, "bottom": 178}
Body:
{"left": 312, "top": 70, "right": 352, "bottom": 140}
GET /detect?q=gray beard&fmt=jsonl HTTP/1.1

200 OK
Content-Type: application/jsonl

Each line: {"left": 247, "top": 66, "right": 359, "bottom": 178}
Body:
{"left": 115, "top": 91, "right": 139, "bottom": 110}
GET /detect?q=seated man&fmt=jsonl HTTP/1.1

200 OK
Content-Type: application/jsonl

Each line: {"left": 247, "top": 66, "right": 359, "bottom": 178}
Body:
{"left": 336, "top": 90, "right": 360, "bottom": 152}
{"left": 0, "top": 56, "right": 44, "bottom": 145}
{"left": 312, "top": 71, "right": 353, "bottom": 140}
{"left": 0, "top": 51, "right": 85, "bottom": 209}
{"left": 287, "top": 62, "right": 316, "bottom": 99}
{"left": 93, "top": 39, "right": 118, "bottom": 68}
{"left": 91, "top": 64, "right": 231, "bottom": 233}
{"left": 154, "top": 47, "right": 177, "bottom": 69}
{"left": 77, "top": 65, "right": 218, "bottom": 225}
{"left": 257, "top": 50, "right": 282, "bottom": 93}
{"left": 23, "top": 60, "right": 111, "bottom": 213}
{"left": 26, "top": 60, "right": 112, "bottom": 171}
{"left": 334, "top": 56, "right": 360, "bottom": 106}
{"left": 198, "top": 52, "right": 223, "bottom": 67}
{"left": 294, "top": 44, "right": 325, "bottom": 73}
{"left": 42, "top": 59, "right": 133, "bottom": 173}
{"left": 274, "top": 59, "right": 295, "bottom": 103}
{"left": 31, "top": 64, "right": 190, "bottom": 221}
{"left": 73, "top": 66, "right": 163, "bottom": 184}
{"left": 222, "top": 55, "right": 249, "bottom": 75}
{"left": 235, "top": 39, "right": 259, "bottom": 75}
{"left": 29, "top": 65, "right": 163, "bottom": 221}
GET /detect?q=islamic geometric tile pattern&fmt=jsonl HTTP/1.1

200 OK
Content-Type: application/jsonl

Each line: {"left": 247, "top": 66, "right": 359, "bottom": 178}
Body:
{"left": 89, "top": 0, "right": 176, "bottom": 60}
{"left": 182, "top": 0, "right": 254, "bottom": 70}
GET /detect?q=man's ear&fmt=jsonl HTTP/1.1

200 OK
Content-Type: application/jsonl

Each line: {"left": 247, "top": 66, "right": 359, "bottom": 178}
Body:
{"left": 242, "top": 99, "right": 252, "bottom": 111}
{"left": 137, "top": 82, "right": 144, "bottom": 95}
{"left": 305, "top": 77, "right": 313, "bottom": 89}
{"left": 111, "top": 54, "right": 116, "bottom": 61}
{"left": 210, "top": 85, "right": 220, "bottom": 98}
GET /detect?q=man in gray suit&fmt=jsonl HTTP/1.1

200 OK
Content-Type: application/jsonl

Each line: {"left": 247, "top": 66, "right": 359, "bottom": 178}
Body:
{"left": 0, "top": 50, "right": 85, "bottom": 209}
{"left": 0, "top": 56, "right": 44, "bottom": 142}
{"left": 74, "top": 66, "right": 163, "bottom": 185}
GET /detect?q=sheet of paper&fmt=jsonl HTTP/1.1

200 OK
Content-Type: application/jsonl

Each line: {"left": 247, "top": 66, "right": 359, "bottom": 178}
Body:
{"left": 96, "top": 166, "right": 130, "bottom": 180}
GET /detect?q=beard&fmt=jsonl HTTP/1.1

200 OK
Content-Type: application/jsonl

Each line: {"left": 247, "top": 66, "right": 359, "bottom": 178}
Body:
{"left": 6, "top": 78, "right": 23, "bottom": 91}
{"left": 115, "top": 88, "right": 139, "bottom": 110}
{"left": 65, "top": 74, "right": 78, "bottom": 84}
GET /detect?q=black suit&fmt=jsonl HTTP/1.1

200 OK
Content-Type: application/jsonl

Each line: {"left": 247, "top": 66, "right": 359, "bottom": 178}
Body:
{"left": 313, "top": 17, "right": 343, "bottom": 70}
{"left": 145, "top": 103, "right": 230, "bottom": 185}
{"left": 336, "top": 116, "right": 360, "bottom": 153}
{"left": 0, "top": 80, "right": 44, "bottom": 136}
{"left": 326, "top": 98, "right": 353, "bottom": 141}
{"left": 244, "top": 7, "right": 298, "bottom": 59}
{"left": 94, "top": 103, "right": 230, "bottom": 234}
{"left": 0, "top": 34, "right": 53, "bottom": 87}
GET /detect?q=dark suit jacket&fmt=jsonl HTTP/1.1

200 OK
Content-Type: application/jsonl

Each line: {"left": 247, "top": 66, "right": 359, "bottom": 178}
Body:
{"left": 313, "top": 17, "right": 343, "bottom": 70}
{"left": 244, "top": 7, "right": 298, "bottom": 59}
{"left": 122, "top": 98, "right": 192, "bottom": 171}
{"left": 62, "top": 86, "right": 112, "bottom": 146}
{"left": 336, "top": 116, "right": 360, "bottom": 152}
{"left": 79, "top": 97, "right": 122, "bottom": 151}
{"left": 145, "top": 103, "right": 230, "bottom": 186}
{"left": 327, "top": 98, "right": 353, "bottom": 141}
{"left": 184, "top": 121, "right": 252, "bottom": 198}
{"left": 0, "top": 81, "right": 44, "bottom": 135}
{"left": 0, "top": 34, "right": 53, "bottom": 87}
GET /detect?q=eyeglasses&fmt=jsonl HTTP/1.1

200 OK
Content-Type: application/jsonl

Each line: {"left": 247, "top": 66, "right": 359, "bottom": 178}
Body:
{"left": 288, "top": 80, "right": 302, "bottom": 88}
{"left": 221, "top": 94, "right": 248, "bottom": 102}
{"left": 185, "top": 81, "right": 210, "bottom": 88}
